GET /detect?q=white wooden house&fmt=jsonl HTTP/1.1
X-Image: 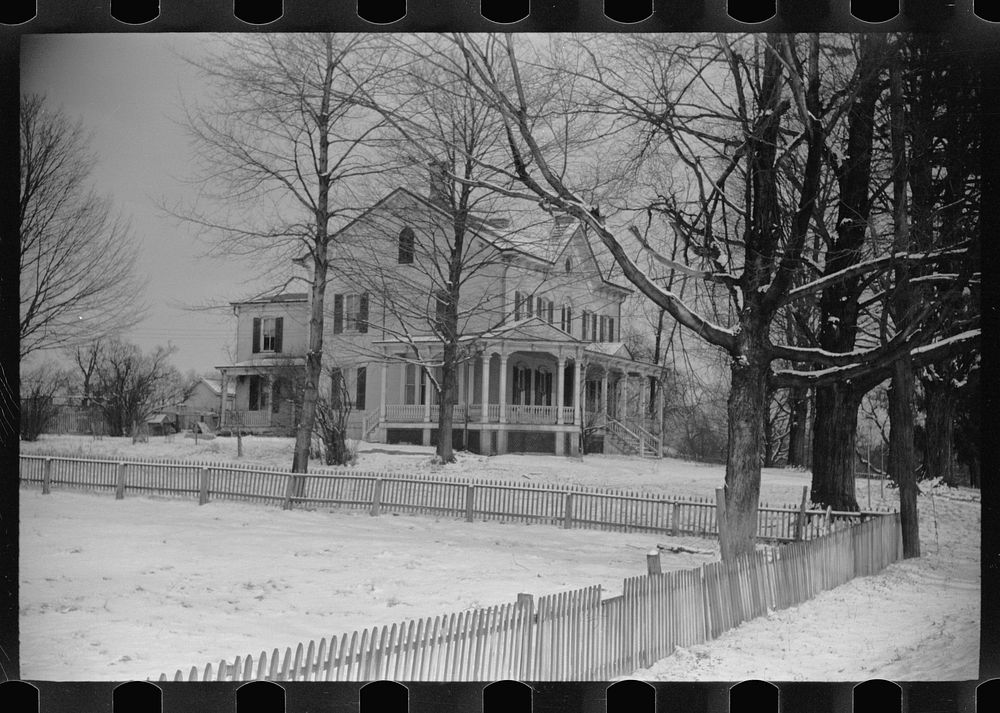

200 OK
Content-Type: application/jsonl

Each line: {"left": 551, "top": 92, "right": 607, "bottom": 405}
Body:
{"left": 217, "top": 185, "right": 665, "bottom": 456}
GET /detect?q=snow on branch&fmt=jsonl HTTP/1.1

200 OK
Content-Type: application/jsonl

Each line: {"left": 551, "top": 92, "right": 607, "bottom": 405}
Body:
{"left": 771, "top": 328, "right": 980, "bottom": 389}
{"left": 780, "top": 244, "right": 970, "bottom": 307}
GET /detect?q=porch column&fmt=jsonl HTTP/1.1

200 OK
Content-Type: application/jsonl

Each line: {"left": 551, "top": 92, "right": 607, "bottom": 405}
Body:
{"left": 467, "top": 360, "right": 475, "bottom": 408}
{"left": 640, "top": 373, "right": 648, "bottom": 421}
{"left": 423, "top": 369, "right": 432, "bottom": 423}
{"left": 572, "top": 356, "right": 583, "bottom": 426}
{"left": 656, "top": 373, "right": 665, "bottom": 458}
{"left": 600, "top": 368, "right": 609, "bottom": 418}
{"left": 556, "top": 357, "right": 566, "bottom": 424}
{"left": 620, "top": 372, "right": 628, "bottom": 421}
{"left": 480, "top": 352, "right": 490, "bottom": 423}
{"left": 219, "top": 370, "right": 229, "bottom": 427}
{"left": 379, "top": 358, "right": 388, "bottom": 423}
{"left": 498, "top": 352, "right": 509, "bottom": 423}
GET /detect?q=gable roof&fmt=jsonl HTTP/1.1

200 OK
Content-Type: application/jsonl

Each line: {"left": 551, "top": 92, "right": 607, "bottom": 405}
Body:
{"left": 201, "top": 377, "right": 235, "bottom": 396}
{"left": 329, "top": 187, "right": 633, "bottom": 294}
{"left": 479, "top": 316, "right": 580, "bottom": 343}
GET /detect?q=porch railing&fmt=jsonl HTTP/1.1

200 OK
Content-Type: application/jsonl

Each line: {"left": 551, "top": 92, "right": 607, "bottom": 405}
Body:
{"left": 221, "top": 410, "right": 271, "bottom": 428}
{"left": 381, "top": 403, "right": 578, "bottom": 425}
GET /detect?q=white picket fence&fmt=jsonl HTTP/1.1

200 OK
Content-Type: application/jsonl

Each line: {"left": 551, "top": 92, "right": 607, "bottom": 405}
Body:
{"left": 19, "top": 454, "right": 893, "bottom": 543}
{"left": 155, "top": 514, "right": 902, "bottom": 681}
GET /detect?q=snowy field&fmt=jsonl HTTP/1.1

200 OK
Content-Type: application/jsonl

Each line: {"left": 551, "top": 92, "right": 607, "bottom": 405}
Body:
{"left": 19, "top": 435, "right": 980, "bottom": 681}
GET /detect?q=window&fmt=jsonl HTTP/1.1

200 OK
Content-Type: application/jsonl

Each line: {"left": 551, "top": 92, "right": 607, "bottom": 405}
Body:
{"left": 526, "top": 295, "right": 534, "bottom": 318}
{"left": 565, "top": 258, "right": 572, "bottom": 273}
{"left": 547, "top": 300, "right": 555, "bottom": 324}
{"left": 514, "top": 291, "right": 523, "bottom": 321}
{"left": 434, "top": 289, "right": 449, "bottom": 331}
{"left": 404, "top": 364, "right": 417, "bottom": 405}
{"left": 581, "top": 310, "right": 589, "bottom": 340}
{"left": 560, "top": 306, "right": 572, "bottom": 334}
{"left": 607, "top": 317, "right": 615, "bottom": 342}
{"left": 355, "top": 367, "right": 367, "bottom": 410}
{"left": 251, "top": 316, "right": 283, "bottom": 354}
{"left": 591, "top": 313, "right": 599, "bottom": 341}
{"left": 248, "top": 375, "right": 270, "bottom": 411}
{"left": 398, "top": 227, "right": 415, "bottom": 264}
{"left": 535, "top": 368, "right": 552, "bottom": 406}
{"left": 333, "top": 293, "right": 369, "bottom": 334}
{"left": 598, "top": 316, "right": 606, "bottom": 342}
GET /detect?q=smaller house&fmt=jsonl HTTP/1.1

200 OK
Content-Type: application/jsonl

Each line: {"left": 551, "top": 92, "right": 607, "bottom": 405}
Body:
{"left": 167, "top": 377, "right": 236, "bottom": 431}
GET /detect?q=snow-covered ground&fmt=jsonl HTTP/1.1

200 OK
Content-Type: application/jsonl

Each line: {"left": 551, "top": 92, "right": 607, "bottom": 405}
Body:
{"left": 19, "top": 489, "right": 716, "bottom": 681}
{"left": 18, "top": 435, "right": 980, "bottom": 681}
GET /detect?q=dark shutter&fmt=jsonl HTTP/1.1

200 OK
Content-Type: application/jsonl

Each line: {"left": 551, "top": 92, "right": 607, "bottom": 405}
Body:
{"left": 547, "top": 301, "right": 554, "bottom": 324}
{"left": 330, "top": 368, "right": 343, "bottom": 409}
{"left": 514, "top": 291, "right": 521, "bottom": 321}
{"left": 355, "top": 367, "right": 367, "bottom": 410}
{"left": 333, "top": 294, "right": 344, "bottom": 335}
{"left": 252, "top": 318, "right": 260, "bottom": 353}
{"left": 609, "top": 318, "right": 615, "bottom": 342}
{"left": 581, "top": 311, "right": 588, "bottom": 340}
{"left": 274, "top": 317, "right": 283, "bottom": 353}
{"left": 358, "top": 293, "right": 369, "bottom": 333}
{"left": 249, "top": 376, "right": 259, "bottom": 410}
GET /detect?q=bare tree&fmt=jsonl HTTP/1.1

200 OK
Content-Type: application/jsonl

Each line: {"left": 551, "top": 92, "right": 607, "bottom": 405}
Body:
{"left": 72, "top": 339, "right": 192, "bottom": 439}
{"left": 19, "top": 94, "right": 145, "bottom": 358}
{"left": 19, "top": 363, "right": 70, "bottom": 441}
{"left": 313, "top": 365, "right": 355, "bottom": 466}
{"left": 177, "top": 34, "right": 388, "bottom": 473}
{"left": 444, "top": 33, "right": 978, "bottom": 559}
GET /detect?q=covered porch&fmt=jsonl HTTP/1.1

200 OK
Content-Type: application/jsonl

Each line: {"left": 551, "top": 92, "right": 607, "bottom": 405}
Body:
{"left": 368, "top": 318, "right": 664, "bottom": 456}
{"left": 216, "top": 358, "right": 306, "bottom": 433}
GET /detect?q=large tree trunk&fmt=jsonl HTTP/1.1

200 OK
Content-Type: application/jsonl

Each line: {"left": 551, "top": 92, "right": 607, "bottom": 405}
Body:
{"left": 786, "top": 385, "right": 810, "bottom": 467}
{"left": 720, "top": 335, "right": 769, "bottom": 561}
{"left": 889, "top": 357, "right": 920, "bottom": 558}
{"left": 292, "top": 266, "right": 327, "bottom": 478}
{"left": 436, "top": 340, "right": 458, "bottom": 463}
{"left": 809, "top": 35, "right": 883, "bottom": 508}
{"left": 811, "top": 383, "right": 862, "bottom": 510}
{"left": 923, "top": 378, "right": 957, "bottom": 486}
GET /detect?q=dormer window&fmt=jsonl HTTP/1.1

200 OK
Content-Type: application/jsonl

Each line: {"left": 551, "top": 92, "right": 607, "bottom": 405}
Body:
{"left": 564, "top": 258, "right": 572, "bottom": 273}
{"left": 398, "top": 227, "right": 415, "bottom": 264}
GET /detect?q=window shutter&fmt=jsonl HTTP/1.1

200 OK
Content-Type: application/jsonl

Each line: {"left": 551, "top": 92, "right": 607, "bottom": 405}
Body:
{"left": 355, "top": 367, "right": 367, "bottom": 410}
{"left": 358, "top": 293, "right": 369, "bottom": 333}
{"left": 252, "top": 318, "right": 260, "bottom": 353}
{"left": 271, "top": 379, "right": 282, "bottom": 414}
{"left": 608, "top": 318, "right": 615, "bottom": 342}
{"left": 526, "top": 294, "right": 533, "bottom": 318}
{"left": 274, "top": 317, "right": 283, "bottom": 353}
{"left": 581, "top": 311, "right": 589, "bottom": 340}
{"left": 547, "top": 301, "right": 554, "bottom": 324}
{"left": 514, "top": 291, "right": 522, "bottom": 321}
{"left": 333, "top": 294, "right": 344, "bottom": 334}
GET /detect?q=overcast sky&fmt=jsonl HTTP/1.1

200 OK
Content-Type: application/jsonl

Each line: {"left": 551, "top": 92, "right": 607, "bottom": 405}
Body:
{"left": 20, "top": 34, "right": 272, "bottom": 374}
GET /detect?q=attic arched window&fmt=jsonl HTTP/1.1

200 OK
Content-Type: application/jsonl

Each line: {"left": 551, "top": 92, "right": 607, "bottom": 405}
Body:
{"left": 564, "top": 258, "right": 572, "bottom": 273}
{"left": 398, "top": 227, "right": 415, "bottom": 264}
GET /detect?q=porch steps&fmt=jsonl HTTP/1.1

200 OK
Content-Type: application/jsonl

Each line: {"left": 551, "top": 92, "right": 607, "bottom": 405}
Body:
{"left": 605, "top": 418, "right": 661, "bottom": 459}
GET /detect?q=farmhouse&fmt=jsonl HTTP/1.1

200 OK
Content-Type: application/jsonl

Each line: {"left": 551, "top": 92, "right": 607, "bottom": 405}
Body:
{"left": 217, "top": 183, "right": 665, "bottom": 456}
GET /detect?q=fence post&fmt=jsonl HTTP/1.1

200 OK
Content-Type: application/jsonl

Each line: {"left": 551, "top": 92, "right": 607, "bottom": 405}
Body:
{"left": 795, "top": 486, "right": 808, "bottom": 541}
{"left": 115, "top": 462, "right": 126, "bottom": 500}
{"left": 516, "top": 593, "right": 534, "bottom": 680}
{"left": 42, "top": 458, "right": 52, "bottom": 495}
{"left": 563, "top": 492, "right": 574, "bottom": 529}
{"left": 199, "top": 467, "right": 210, "bottom": 506}
{"left": 646, "top": 549, "right": 662, "bottom": 576}
{"left": 671, "top": 500, "right": 679, "bottom": 536}
{"left": 465, "top": 485, "right": 475, "bottom": 523}
{"left": 370, "top": 478, "right": 383, "bottom": 516}
{"left": 281, "top": 473, "right": 295, "bottom": 511}
{"left": 825, "top": 505, "right": 832, "bottom": 535}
